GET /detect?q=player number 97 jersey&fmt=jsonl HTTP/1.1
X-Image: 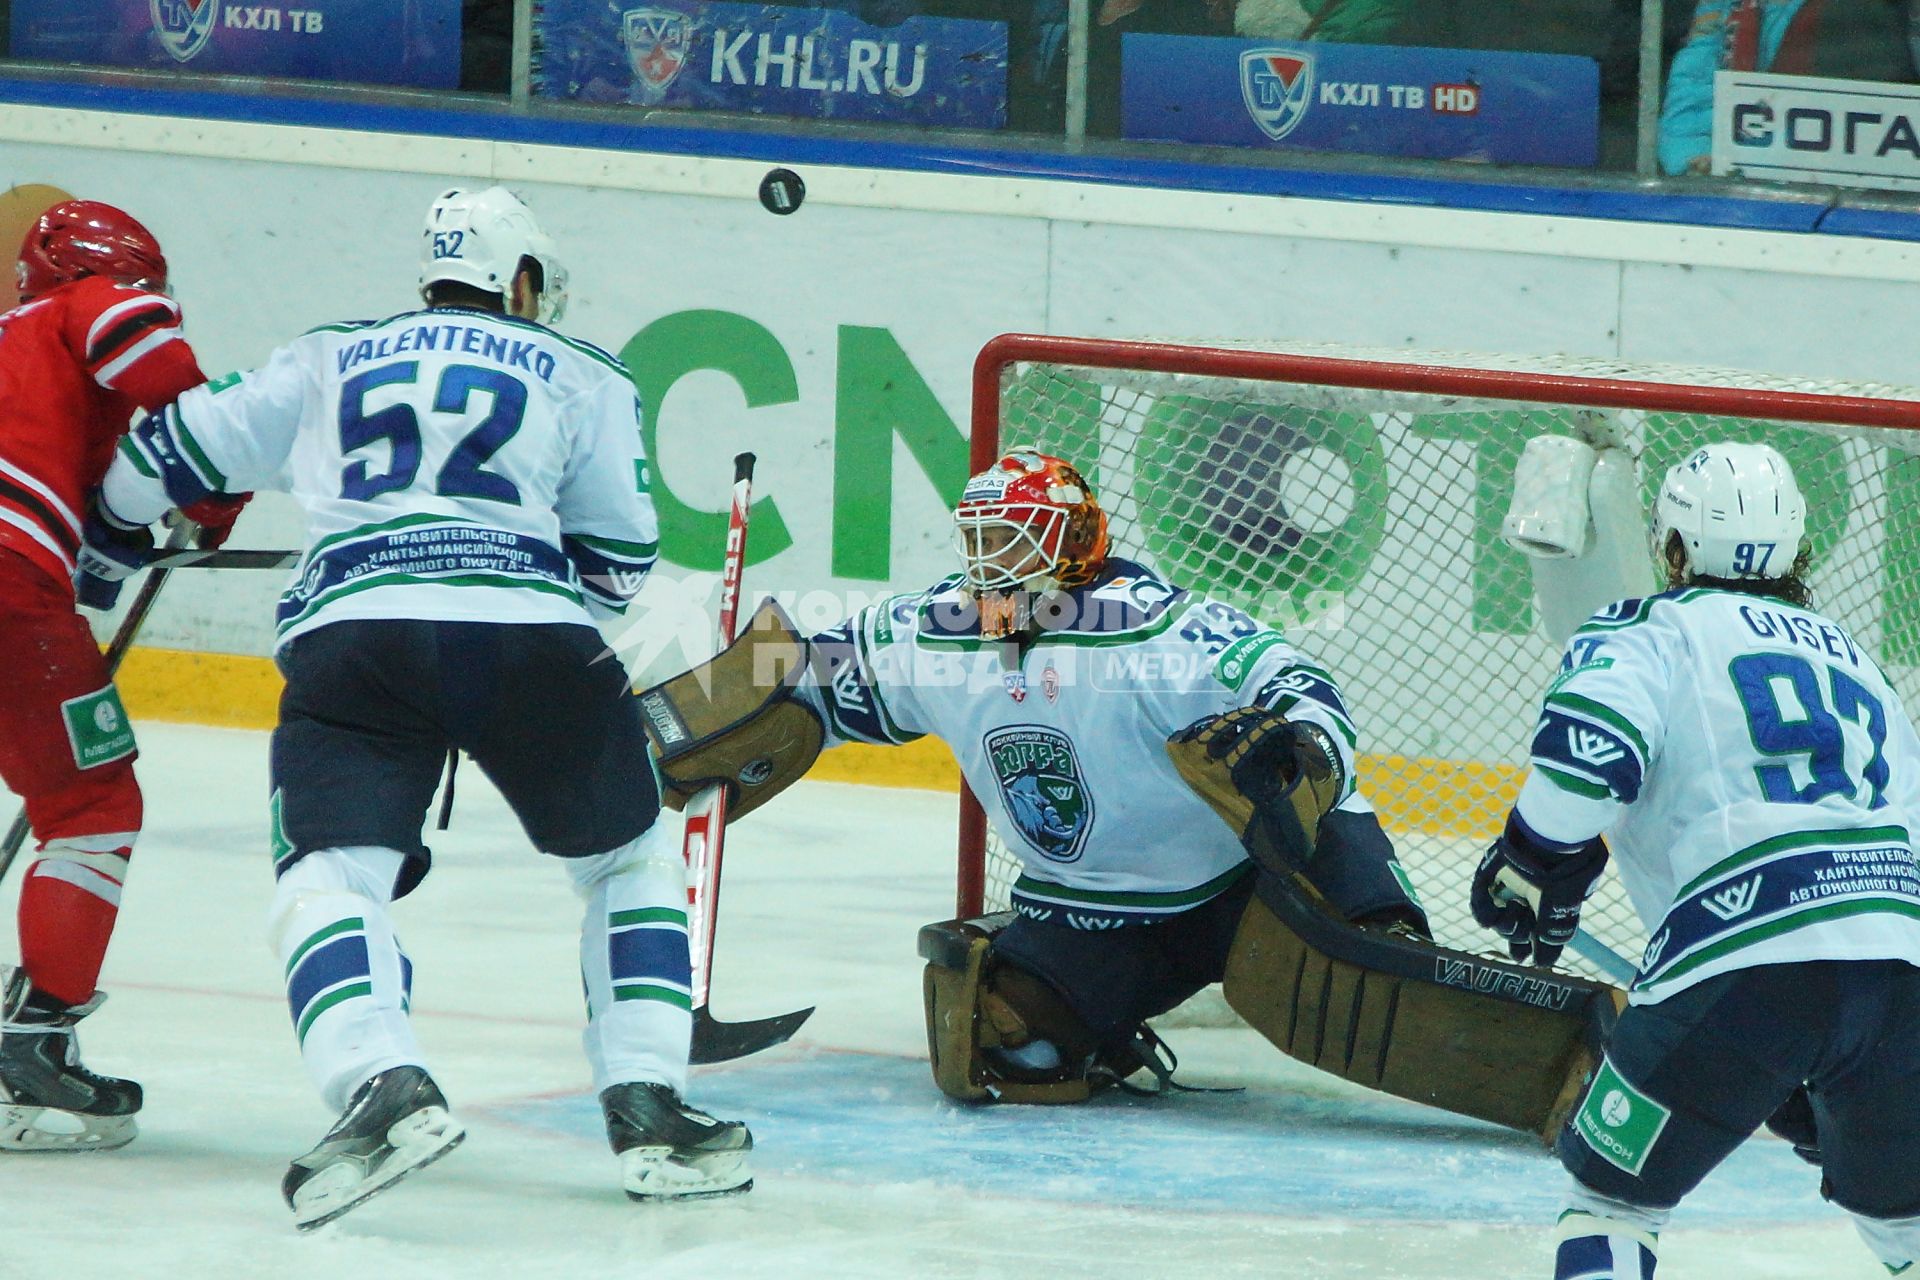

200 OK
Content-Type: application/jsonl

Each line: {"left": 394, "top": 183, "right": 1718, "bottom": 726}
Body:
{"left": 1515, "top": 588, "right": 1920, "bottom": 1003}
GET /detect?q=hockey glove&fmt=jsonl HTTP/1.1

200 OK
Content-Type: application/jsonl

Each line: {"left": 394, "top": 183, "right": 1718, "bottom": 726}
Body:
{"left": 75, "top": 493, "right": 154, "bottom": 611}
{"left": 1167, "top": 707, "right": 1346, "bottom": 874}
{"left": 177, "top": 492, "right": 252, "bottom": 550}
{"left": 1469, "top": 819, "right": 1608, "bottom": 968}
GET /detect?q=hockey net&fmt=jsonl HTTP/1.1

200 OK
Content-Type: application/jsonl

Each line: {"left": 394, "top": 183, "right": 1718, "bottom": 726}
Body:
{"left": 960, "top": 333, "right": 1920, "bottom": 987}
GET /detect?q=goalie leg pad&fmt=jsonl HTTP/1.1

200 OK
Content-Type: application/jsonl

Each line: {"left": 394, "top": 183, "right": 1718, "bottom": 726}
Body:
{"left": 635, "top": 599, "right": 824, "bottom": 819}
{"left": 1223, "top": 873, "right": 1622, "bottom": 1142}
{"left": 919, "top": 916, "right": 1130, "bottom": 1105}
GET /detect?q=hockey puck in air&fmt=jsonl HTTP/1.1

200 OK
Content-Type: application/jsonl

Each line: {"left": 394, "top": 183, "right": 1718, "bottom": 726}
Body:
{"left": 759, "top": 169, "right": 805, "bottom": 215}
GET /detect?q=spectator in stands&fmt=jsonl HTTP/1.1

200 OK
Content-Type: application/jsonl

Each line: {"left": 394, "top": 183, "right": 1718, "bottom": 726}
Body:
{"left": 1219, "top": 0, "right": 1409, "bottom": 42}
{"left": 1659, "top": 0, "right": 1823, "bottom": 175}
{"left": 1659, "top": 0, "right": 1911, "bottom": 176}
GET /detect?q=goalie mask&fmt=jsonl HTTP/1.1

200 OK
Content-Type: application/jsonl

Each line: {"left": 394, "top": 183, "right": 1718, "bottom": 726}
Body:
{"left": 953, "top": 451, "right": 1110, "bottom": 640}
{"left": 1654, "top": 442, "right": 1806, "bottom": 582}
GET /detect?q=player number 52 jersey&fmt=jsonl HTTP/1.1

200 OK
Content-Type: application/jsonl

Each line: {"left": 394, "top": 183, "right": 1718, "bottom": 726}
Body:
{"left": 1515, "top": 588, "right": 1920, "bottom": 1003}
{"left": 104, "top": 307, "right": 658, "bottom": 645}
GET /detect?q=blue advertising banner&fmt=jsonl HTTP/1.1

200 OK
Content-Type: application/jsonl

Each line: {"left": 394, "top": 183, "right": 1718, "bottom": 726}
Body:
{"left": 535, "top": 0, "right": 1006, "bottom": 130}
{"left": 8, "top": 0, "right": 462, "bottom": 89}
{"left": 1122, "top": 36, "right": 1598, "bottom": 168}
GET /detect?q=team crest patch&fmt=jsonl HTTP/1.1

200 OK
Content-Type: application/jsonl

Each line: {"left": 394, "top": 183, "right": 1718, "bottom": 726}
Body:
{"left": 150, "top": 0, "right": 220, "bottom": 64}
{"left": 622, "top": 7, "right": 692, "bottom": 98}
{"left": 985, "top": 726, "right": 1094, "bottom": 864}
{"left": 1241, "top": 48, "right": 1315, "bottom": 142}
{"left": 1042, "top": 664, "right": 1060, "bottom": 704}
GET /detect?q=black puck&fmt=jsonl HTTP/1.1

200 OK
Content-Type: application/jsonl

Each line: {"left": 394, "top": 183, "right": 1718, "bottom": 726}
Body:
{"left": 759, "top": 168, "right": 805, "bottom": 215}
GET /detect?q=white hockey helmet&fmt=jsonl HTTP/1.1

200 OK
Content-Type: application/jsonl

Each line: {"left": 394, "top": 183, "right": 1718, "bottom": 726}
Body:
{"left": 418, "top": 186, "right": 569, "bottom": 324}
{"left": 1653, "top": 442, "right": 1806, "bottom": 581}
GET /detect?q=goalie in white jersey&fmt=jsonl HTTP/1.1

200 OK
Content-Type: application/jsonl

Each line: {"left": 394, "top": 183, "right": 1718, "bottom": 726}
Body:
{"left": 1474, "top": 442, "right": 1920, "bottom": 1279}
{"left": 645, "top": 450, "right": 1428, "bottom": 1100}
{"left": 85, "top": 187, "right": 750, "bottom": 1227}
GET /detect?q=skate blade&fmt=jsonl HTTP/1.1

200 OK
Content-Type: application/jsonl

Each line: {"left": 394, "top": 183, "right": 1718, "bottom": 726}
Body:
{"left": 292, "top": 1108, "right": 466, "bottom": 1232}
{"left": 619, "top": 1144, "right": 753, "bottom": 1201}
{"left": 0, "top": 1102, "right": 137, "bottom": 1153}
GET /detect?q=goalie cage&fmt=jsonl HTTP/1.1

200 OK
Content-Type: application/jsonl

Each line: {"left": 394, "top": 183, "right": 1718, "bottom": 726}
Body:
{"left": 957, "top": 332, "right": 1920, "bottom": 997}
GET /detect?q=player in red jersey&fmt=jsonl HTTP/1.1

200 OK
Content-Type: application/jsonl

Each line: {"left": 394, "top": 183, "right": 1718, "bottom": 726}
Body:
{"left": 0, "top": 200, "right": 240, "bottom": 1151}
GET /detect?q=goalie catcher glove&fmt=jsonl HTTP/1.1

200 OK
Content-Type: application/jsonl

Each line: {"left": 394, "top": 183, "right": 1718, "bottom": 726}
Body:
{"left": 1166, "top": 707, "right": 1345, "bottom": 875}
{"left": 1470, "top": 816, "right": 1609, "bottom": 968}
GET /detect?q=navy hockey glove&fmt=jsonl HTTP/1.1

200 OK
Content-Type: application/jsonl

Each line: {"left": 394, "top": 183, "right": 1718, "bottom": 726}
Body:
{"left": 75, "top": 493, "right": 154, "bottom": 612}
{"left": 1469, "top": 819, "right": 1608, "bottom": 968}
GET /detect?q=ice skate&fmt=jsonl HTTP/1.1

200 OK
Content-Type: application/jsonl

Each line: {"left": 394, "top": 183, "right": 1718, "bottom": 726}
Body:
{"left": 0, "top": 967, "right": 141, "bottom": 1153}
{"left": 600, "top": 1081, "right": 752, "bottom": 1200}
{"left": 282, "top": 1065, "right": 465, "bottom": 1231}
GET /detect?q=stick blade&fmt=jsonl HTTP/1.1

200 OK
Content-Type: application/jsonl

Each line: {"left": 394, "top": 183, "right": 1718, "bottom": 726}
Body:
{"left": 688, "top": 1004, "right": 814, "bottom": 1064}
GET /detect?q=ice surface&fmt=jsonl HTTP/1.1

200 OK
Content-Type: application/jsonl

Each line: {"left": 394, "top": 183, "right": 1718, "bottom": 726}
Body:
{"left": 0, "top": 725, "right": 1882, "bottom": 1279}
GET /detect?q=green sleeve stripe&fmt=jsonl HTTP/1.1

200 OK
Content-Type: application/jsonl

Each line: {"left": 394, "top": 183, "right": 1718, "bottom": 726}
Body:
{"left": 571, "top": 532, "right": 659, "bottom": 559}
{"left": 1547, "top": 691, "right": 1652, "bottom": 764}
{"left": 1538, "top": 764, "right": 1614, "bottom": 801}
{"left": 117, "top": 435, "right": 159, "bottom": 479}
{"left": 854, "top": 620, "right": 918, "bottom": 745}
{"left": 171, "top": 412, "right": 230, "bottom": 491}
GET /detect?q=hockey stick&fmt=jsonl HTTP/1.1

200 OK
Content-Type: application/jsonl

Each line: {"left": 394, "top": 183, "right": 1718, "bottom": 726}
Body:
{"left": 1568, "top": 929, "right": 1637, "bottom": 985}
{"left": 0, "top": 521, "right": 198, "bottom": 886}
{"left": 146, "top": 547, "right": 299, "bottom": 571}
{"left": 683, "top": 453, "right": 814, "bottom": 1064}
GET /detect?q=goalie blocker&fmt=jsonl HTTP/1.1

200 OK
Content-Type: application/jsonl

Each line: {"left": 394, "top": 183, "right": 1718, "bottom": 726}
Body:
{"left": 636, "top": 599, "right": 825, "bottom": 819}
{"left": 920, "top": 707, "right": 1621, "bottom": 1141}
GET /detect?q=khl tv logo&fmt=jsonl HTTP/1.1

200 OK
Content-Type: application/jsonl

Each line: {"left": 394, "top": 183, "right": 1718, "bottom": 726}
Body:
{"left": 151, "top": 0, "right": 220, "bottom": 63}
{"left": 1241, "top": 48, "right": 1314, "bottom": 141}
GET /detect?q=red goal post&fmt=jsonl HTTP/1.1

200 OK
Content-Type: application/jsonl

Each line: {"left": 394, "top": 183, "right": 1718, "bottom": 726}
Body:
{"left": 958, "top": 332, "right": 1920, "bottom": 982}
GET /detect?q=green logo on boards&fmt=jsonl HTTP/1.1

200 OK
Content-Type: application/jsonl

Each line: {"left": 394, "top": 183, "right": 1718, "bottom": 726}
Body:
{"left": 1215, "top": 631, "right": 1287, "bottom": 691}
{"left": 985, "top": 725, "right": 1094, "bottom": 864}
{"left": 60, "top": 686, "right": 136, "bottom": 770}
{"left": 1574, "top": 1056, "right": 1670, "bottom": 1177}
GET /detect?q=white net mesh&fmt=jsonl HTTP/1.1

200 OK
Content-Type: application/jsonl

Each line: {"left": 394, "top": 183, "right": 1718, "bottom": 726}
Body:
{"left": 966, "top": 338, "right": 1920, "bottom": 985}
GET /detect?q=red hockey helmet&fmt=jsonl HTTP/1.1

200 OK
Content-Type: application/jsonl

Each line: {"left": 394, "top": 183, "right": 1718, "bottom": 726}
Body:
{"left": 16, "top": 200, "right": 168, "bottom": 303}
{"left": 953, "top": 450, "right": 1110, "bottom": 607}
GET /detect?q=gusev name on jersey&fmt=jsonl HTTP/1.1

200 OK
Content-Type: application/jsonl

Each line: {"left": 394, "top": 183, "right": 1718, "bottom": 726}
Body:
{"left": 102, "top": 307, "right": 658, "bottom": 645}
{"left": 1516, "top": 588, "right": 1920, "bottom": 1003}
{"left": 794, "top": 559, "right": 1366, "bottom": 927}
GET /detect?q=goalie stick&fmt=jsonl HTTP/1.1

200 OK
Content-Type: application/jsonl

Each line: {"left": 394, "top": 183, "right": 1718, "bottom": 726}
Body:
{"left": 683, "top": 453, "right": 814, "bottom": 1063}
{"left": 0, "top": 521, "right": 199, "bottom": 885}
